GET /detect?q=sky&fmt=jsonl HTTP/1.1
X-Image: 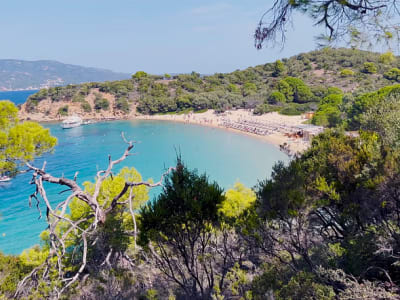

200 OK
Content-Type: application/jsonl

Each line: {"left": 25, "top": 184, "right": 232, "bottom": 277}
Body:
{"left": 0, "top": 0, "right": 324, "bottom": 74}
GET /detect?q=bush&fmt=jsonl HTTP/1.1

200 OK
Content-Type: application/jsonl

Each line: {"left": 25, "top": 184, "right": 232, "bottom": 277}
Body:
{"left": 278, "top": 77, "right": 313, "bottom": 103}
{"left": 340, "top": 69, "right": 355, "bottom": 77}
{"left": 384, "top": 68, "right": 400, "bottom": 82}
{"left": 268, "top": 91, "right": 286, "bottom": 104}
{"left": 272, "top": 60, "right": 286, "bottom": 77}
{"left": 280, "top": 103, "right": 316, "bottom": 115}
{"left": 132, "top": 71, "right": 148, "bottom": 79}
{"left": 115, "top": 97, "right": 130, "bottom": 113}
{"left": 362, "top": 62, "right": 377, "bottom": 74}
{"left": 81, "top": 101, "right": 92, "bottom": 112}
{"left": 254, "top": 103, "right": 279, "bottom": 115}
{"left": 58, "top": 105, "right": 69, "bottom": 116}
{"left": 379, "top": 51, "right": 395, "bottom": 64}
{"left": 94, "top": 95, "right": 110, "bottom": 111}
{"left": 242, "top": 82, "right": 257, "bottom": 96}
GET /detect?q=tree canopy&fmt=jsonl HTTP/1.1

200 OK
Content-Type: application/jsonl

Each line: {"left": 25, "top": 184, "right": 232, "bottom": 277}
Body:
{"left": 255, "top": 0, "right": 400, "bottom": 49}
{"left": 0, "top": 101, "right": 57, "bottom": 175}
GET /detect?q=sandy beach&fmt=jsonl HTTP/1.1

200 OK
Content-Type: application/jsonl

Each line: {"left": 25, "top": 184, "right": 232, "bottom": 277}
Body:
{"left": 135, "top": 109, "right": 311, "bottom": 155}
{"left": 19, "top": 99, "right": 312, "bottom": 155}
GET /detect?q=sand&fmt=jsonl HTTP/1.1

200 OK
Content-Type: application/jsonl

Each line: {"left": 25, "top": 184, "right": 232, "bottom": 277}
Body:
{"left": 135, "top": 109, "right": 310, "bottom": 154}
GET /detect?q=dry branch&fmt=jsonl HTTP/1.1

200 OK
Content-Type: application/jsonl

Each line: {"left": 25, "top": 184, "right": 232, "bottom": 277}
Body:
{"left": 15, "top": 133, "right": 174, "bottom": 299}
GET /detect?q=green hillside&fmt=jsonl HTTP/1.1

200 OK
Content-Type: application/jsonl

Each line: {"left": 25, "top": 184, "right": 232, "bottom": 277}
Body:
{"left": 25, "top": 47, "right": 400, "bottom": 118}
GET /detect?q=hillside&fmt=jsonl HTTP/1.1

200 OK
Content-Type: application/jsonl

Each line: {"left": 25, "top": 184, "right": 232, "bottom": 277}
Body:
{"left": 19, "top": 47, "right": 400, "bottom": 121}
{"left": 0, "top": 59, "right": 130, "bottom": 91}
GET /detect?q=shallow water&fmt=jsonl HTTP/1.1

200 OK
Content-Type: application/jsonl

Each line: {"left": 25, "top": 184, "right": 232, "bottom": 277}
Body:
{"left": 0, "top": 117, "right": 288, "bottom": 255}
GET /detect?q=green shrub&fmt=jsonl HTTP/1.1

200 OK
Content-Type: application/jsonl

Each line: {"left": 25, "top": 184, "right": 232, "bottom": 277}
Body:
{"left": 254, "top": 103, "right": 280, "bottom": 115}
{"left": 132, "top": 71, "right": 148, "bottom": 79}
{"left": 379, "top": 51, "right": 395, "bottom": 64}
{"left": 268, "top": 91, "right": 286, "bottom": 104}
{"left": 81, "top": 101, "right": 92, "bottom": 112}
{"left": 272, "top": 60, "right": 286, "bottom": 77}
{"left": 340, "top": 69, "right": 355, "bottom": 77}
{"left": 384, "top": 68, "right": 400, "bottom": 82}
{"left": 242, "top": 82, "right": 257, "bottom": 96}
{"left": 58, "top": 105, "right": 69, "bottom": 116}
{"left": 278, "top": 77, "right": 313, "bottom": 103}
{"left": 280, "top": 106, "right": 301, "bottom": 115}
{"left": 115, "top": 97, "right": 130, "bottom": 113}
{"left": 362, "top": 62, "right": 377, "bottom": 74}
{"left": 94, "top": 95, "right": 110, "bottom": 111}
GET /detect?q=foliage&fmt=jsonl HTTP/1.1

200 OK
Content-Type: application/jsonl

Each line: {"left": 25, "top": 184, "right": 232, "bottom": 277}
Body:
{"left": 94, "top": 94, "right": 110, "bottom": 111}
{"left": 0, "top": 252, "right": 33, "bottom": 298}
{"left": 272, "top": 60, "right": 286, "bottom": 77}
{"left": 347, "top": 84, "right": 400, "bottom": 129}
{"left": 339, "top": 69, "right": 355, "bottom": 77}
{"left": 115, "top": 97, "right": 130, "bottom": 113}
{"left": 81, "top": 100, "right": 92, "bottom": 112}
{"left": 278, "top": 77, "right": 313, "bottom": 103}
{"left": 5, "top": 112, "right": 400, "bottom": 298}
{"left": 254, "top": 0, "right": 399, "bottom": 50}
{"left": 0, "top": 101, "right": 57, "bottom": 174}
{"left": 362, "top": 62, "right": 377, "bottom": 74}
{"left": 253, "top": 103, "right": 280, "bottom": 115}
{"left": 24, "top": 48, "right": 400, "bottom": 116}
{"left": 132, "top": 71, "right": 149, "bottom": 79}
{"left": 139, "top": 161, "right": 224, "bottom": 245}
{"left": 139, "top": 162, "right": 249, "bottom": 299}
{"left": 219, "top": 182, "right": 256, "bottom": 219}
{"left": 384, "top": 68, "right": 400, "bottom": 82}
{"left": 279, "top": 102, "right": 316, "bottom": 115}
{"left": 57, "top": 105, "right": 69, "bottom": 116}
{"left": 312, "top": 94, "right": 343, "bottom": 127}
{"left": 242, "top": 82, "right": 257, "bottom": 96}
{"left": 268, "top": 90, "right": 286, "bottom": 104}
{"left": 360, "top": 93, "right": 400, "bottom": 149}
{"left": 379, "top": 51, "right": 395, "bottom": 64}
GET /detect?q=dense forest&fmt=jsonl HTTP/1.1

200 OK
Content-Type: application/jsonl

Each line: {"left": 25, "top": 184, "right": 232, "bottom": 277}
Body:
{"left": 2, "top": 47, "right": 400, "bottom": 299}
{"left": 23, "top": 48, "right": 400, "bottom": 120}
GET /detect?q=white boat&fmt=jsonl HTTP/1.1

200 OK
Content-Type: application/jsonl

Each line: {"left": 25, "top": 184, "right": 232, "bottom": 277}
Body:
{"left": 82, "top": 120, "right": 94, "bottom": 125}
{"left": 0, "top": 175, "right": 11, "bottom": 182}
{"left": 61, "top": 115, "right": 82, "bottom": 129}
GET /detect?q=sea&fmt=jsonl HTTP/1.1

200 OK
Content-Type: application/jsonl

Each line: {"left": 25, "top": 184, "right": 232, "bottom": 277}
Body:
{"left": 0, "top": 89, "right": 38, "bottom": 105}
{"left": 0, "top": 90, "right": 288, "bottom": 254}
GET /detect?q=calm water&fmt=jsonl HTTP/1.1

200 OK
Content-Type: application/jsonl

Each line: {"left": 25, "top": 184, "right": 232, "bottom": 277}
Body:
{"left": 0, "top": 90, "right": 38, "bottom": 105}
{"left": 0, "top": 94, "right": 288, "bottom": 254}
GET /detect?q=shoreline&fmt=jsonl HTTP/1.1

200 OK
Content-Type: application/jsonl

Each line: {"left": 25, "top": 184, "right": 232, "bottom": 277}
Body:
{"left": 133, "top": 115, "right": 287, "bottom": 150}
{"left": 134, "top": 112, "right": 310, "bottom": 155}
{"left": 22, "top": 109, "right": 311, "bottom": 155}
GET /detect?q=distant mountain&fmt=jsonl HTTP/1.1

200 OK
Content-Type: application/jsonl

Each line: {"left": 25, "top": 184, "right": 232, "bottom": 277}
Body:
{"left": 0, "top": 59, "right": 130, "bottom": 91}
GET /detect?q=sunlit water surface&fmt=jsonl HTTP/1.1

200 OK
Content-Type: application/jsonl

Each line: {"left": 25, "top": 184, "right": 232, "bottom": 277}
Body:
{"left": 0, "top": 94, "right": 288, "bottom": 254}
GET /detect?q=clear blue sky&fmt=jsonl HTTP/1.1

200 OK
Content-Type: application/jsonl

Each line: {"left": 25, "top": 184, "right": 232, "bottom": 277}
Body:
{"left": 0, "top": 0, "right": 323, "bottom": 74}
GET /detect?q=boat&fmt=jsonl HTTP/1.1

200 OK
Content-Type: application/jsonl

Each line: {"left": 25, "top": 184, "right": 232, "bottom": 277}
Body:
{"left": 61, "top": 115, "right": 83, "bottom": 129}
{"left": 82, "top": 120, "right": 95, "bottom": 125}
{"left": 0, "top": 175, "right": 11, "bottom": 182}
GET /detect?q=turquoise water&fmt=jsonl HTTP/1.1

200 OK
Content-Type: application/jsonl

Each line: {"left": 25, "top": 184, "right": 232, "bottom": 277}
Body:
{"left": 0, "top": 90, "right": 38, "bottom": 105}
{"left": 0, "top": 121, "right": 288, "bottom": 254}
{"left": 0, "top": 93, "right": 288, "bottom": 254}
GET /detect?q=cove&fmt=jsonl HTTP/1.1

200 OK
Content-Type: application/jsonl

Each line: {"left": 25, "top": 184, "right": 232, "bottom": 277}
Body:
{"left": 0, "top": 120, "right": 288, "bottom": 254}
